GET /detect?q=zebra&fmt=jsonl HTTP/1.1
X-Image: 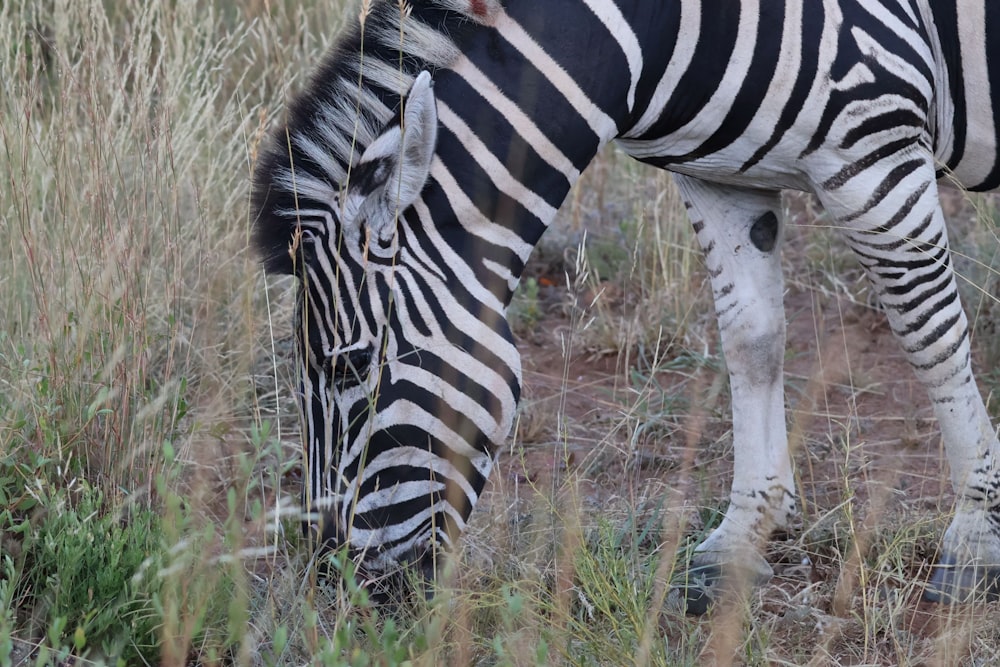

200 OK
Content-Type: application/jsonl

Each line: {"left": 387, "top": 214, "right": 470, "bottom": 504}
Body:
{"left": 252, "top": 0, "right": 1000, "bottom": 611}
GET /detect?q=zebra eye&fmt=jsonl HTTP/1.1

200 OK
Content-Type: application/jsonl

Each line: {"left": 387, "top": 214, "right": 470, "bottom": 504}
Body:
{"left": 328, "top": 345, "right": 373, "bottom": 390}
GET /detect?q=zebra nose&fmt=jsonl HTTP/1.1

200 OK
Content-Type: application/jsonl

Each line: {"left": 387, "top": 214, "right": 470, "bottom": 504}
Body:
{"left": 331, "top": 345, "right": 373, "bottom": 389}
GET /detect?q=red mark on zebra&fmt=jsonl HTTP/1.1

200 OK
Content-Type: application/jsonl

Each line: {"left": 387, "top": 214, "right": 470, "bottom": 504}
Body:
{"left": 469, "top": 0, "right": 487, "bottom": 17}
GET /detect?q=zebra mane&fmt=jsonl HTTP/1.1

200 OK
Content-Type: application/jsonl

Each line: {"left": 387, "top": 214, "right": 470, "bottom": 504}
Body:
{"left": 252, "top": 0, "right": 500, "bottom": 274}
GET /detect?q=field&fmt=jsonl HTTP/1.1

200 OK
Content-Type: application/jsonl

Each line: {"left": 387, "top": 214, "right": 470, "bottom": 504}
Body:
{"left": 3, "top": 1, "right": 1000, "bottom": 665}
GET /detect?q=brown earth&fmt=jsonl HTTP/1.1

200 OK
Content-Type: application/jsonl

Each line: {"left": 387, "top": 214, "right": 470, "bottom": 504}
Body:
{"left": 468, "top": 190, "right": 1000, "bottom": 664}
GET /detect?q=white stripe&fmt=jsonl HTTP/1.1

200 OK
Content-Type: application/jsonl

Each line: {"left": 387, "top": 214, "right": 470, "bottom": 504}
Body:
{"left": 353, "top": 480, "right": 446, "bottom": 516}
{"left": 450, "top": 54, "right": 581, "bottom": 182}
{"left": 411, "top": 197, "right": 505, "bottom": 315}
{"left": 303, "top": 265, "right": 336, "bottom": 348}
{"left": 349, "top": 58, "right": 414, "bottom": 99}
{"left": 482, "top": 258, "right": 518, "bottom": 294}
{"left": 431, "top": 157, "right": 535, "bottom": 263}
{"left": 580, "top": 0, "right": 643, "bottom": 112}
{"left": 274, "top": 171, "right": 338, "bottom": 209}
{"left": 437, "top": 101, "right": 559, "bottom": 223}
{"left": 382, "top": 333, "right": 507, "bottom": 436}
{"left": 621, "top": 0, "right": 760, "bottom": 159}
{"left": 398, "top": 225, "right": 448, "bottom": 283}
{"left": 855, "top": 0, "right": 924, "bottom": 49}
{"left": 916, "top": 2, "right": 954, "bottom": 168}
{"left": 711, "top": 0, "right": 803, "bottom": 166}
{"left": 370, "top": 9, "right": 460, "bottom": 67}
{"left": 364, "top": 399, "right": 487, "bottom": 461}
{"left": 384, "top": 268, "right": 521, "bottom": 392}
{"left": 295, "top": 133, "right": 350, "bottom": 185}
{"left": 493, "top": 10, "right": 618, "bottom": 141}
{"left": 359, "top": 447, "right": 477, "bottom": 499}
{"left": 955, "top": 1, "right": 996, "bottom": 186}
{"left": 623, "top": 0, "right": 701, "bottom": 138}
{"left": 349, "top": 498, "right": 466, "bottom": 565}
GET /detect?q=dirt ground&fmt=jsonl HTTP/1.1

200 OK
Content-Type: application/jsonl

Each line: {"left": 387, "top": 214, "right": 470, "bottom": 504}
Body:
{"left": 496, "top": 221, "right": 954, "bottom": 527}
{"left": 468, "top": 191, "right": 1000, "bottom": 662}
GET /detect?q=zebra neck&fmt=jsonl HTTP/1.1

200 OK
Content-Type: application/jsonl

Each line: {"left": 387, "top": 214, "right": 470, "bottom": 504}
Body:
{"left": 414, "top": 1, "right": 673, "bottom": 306}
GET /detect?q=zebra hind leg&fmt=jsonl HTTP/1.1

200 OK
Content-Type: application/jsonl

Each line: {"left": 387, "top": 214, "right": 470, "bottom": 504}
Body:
{"left": 669, "top": 176, "right": 797, "bottom": 614}
{"left": 815, "top": 158, "right": 1000, "bottom": 604}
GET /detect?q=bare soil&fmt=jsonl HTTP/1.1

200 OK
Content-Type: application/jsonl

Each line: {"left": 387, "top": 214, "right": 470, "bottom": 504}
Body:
{"left": 471, "top": 193, "right": 1000, "bottom": 663}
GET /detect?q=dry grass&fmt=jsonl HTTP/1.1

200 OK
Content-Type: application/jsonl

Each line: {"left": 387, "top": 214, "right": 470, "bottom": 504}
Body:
{"left": 3, "top": 0, "right": 1000, "bottom": 665}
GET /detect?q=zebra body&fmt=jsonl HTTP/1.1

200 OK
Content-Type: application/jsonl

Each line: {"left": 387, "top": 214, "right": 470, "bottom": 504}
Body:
{"left": 253, "top": 0, "right": 1000, "bottom": 606}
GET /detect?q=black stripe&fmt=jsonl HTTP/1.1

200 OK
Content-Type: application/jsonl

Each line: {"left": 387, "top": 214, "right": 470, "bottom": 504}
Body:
{"left": 841, "top": 108, "right": 926, "bottom": 150}
{"left": 342, "top": 421, "right": 489, "bottom": 489}
{"left": 379, "top": 255, "right": 516, "bottom": 389}
{"left": 632, "top": 0, "right": 742, "bottom": 141}
{"left": 906, "top": 312, "right": 963, "bottom": 355}
{"left": 391, "top": 198, "right": 523, "bottom": 310}
{"left": 502, "top": 0, "right": 629, "bottom": 130}
{"left": 852, "top": 241, "right": 947, "bottom": 274}
{"left": 972, "top": 1, "right": 1000, "bottom": 189}
{"left": 434, "top": 68, "right": 571, "bottom": 213}
{"left": 877, "top": 246, "right": 949, "bottom": 282}
{"left": 912, "top": 327, "right": 968, "bottom": 371}
{"left": 893, "top": 270, "right": 954, "bottom": 315}
{"left": 450, "top": 22, "right": 601, "bottom": 173}
{"left": 839, "top": 159, "right": 926, "bottom": 226}
{"left": 857, "top": 211, "right": 936, "bottom": 252}
{"left": 896, "top": 289, "right": 959, "bottom": 335}
{"left": 420, "top": 179, "right": 527, "bottom": 284}
{"left": 742, "top": 2, "right": 825, "bottom": 171}
{"left": 822, "top": 139, "right": 916, "bottom": 191}
{"left": 807, "top": 1, "right": 932, "bottom": 157}
{"left": 625, "top": 3, "right": 682, "bottom": 130}
{"left": 302, "top": 256, "right": 379, "bottom": 352}
{"left": 356, "top": 463, "right": 483, "bottom": 504}
{"left": 435, "top": 121, "right": 548, "bottom": 241}
{"left": 372, "top": 509, "right": 463, "bottom": 554}
{"left": 655, "top": 1, "right": 786, "bottom": 166}
{"left": 391, "top": 271, "right": 434, "bottom": 338}
{"left": 397, "top": 219, "right": 448, "bottom": 282}
{"left": 926, "top": 0, "right": 968, "bottom": 174}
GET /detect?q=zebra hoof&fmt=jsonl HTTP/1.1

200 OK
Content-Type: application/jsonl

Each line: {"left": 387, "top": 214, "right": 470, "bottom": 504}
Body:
{"left": 923, "top": 553, "right": 1000, "bottom": 604}
{"left": 675, "top": 562, "right": 723, "bottom": 616}
{"left": 672, "top": 554, "right": 773, "bottom": 615}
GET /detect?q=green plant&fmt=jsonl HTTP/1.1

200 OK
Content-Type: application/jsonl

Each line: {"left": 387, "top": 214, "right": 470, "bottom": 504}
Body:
{"left": 508, "top": 276, "right": 542, "bottom": 333}
{"left": 0, "top": 555, "right": 15, "bottom": 666}
{"left": 8, "top": 481, "right": 164, "bottom": 663}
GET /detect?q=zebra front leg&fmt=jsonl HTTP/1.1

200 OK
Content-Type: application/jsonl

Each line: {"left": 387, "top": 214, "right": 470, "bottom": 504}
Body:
{"left": 672, "top": 176, "right": 797, "bottom": 614}
{"left": 815, "top": 158, "right": 1000, "bottom": 604}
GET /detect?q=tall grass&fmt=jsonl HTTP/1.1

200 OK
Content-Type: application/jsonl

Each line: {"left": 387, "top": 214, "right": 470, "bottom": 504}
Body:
{"left": 2, "top": 0, "right": 1000, "bottom": 665}
{"left": 0, "top": 0, "right": 336, "bottom": 662}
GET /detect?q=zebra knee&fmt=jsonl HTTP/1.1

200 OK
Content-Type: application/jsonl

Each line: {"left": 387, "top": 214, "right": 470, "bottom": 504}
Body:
{"left": 722, "top": 321, "right": 786, "bottom": 387}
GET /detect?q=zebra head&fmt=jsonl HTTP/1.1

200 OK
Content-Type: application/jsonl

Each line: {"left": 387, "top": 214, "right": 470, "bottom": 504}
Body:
{"left": 254, "top": 70, "right": 518, "bottom": 579}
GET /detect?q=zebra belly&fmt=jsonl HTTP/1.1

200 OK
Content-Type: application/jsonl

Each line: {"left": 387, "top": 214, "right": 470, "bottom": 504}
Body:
{"left": 937, "top": 145, "right": 1000, "bottom": 194}
{"left": 615, "top": 139, "right": 813, "bottom": 194}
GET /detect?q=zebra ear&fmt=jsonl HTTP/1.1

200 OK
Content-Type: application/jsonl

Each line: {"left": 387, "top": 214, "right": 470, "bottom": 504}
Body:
{"left": 350, "top": 71, "right": 438, "bottom": 243}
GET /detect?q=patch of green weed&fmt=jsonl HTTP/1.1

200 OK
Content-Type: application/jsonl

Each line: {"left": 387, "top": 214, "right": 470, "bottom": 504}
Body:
{"left": 5, "top": 481, "right": 163, "bottom": 664}
{"left": 508, "top": 276, "right": 542, "bottom": 333}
